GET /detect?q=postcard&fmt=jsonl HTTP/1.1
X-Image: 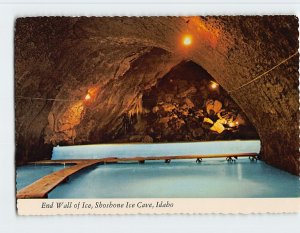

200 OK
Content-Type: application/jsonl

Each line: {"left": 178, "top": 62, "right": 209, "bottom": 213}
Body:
{"left": 15, "top": 16, "right": 300, "bottom": 215}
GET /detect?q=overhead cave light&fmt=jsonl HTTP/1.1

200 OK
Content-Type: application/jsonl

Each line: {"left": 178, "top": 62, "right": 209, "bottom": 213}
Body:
{"left": 182, "top": 34, "right": 192, "bottom": 46}
{"left": 210, "top": 81, "right": 219, "bottom": 89}
{"left": 83, "top": 87, "right": 100, "bottom": 104}
{"left": 182, "top": 18, "right": 192, "bottom": 47}
{"left": 84, "top": 93, "right": 91, "bottom": 101}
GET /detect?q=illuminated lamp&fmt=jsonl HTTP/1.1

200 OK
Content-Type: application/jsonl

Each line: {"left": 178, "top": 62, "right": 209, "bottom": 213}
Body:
{"left": 182, "top": 34, "right": 192, "bottom": 46}
{"left": 85, "top": 93, "right": 91, "bottom": 101}
{"left": 210, "top": 81, "right": 219, "bottom": 89}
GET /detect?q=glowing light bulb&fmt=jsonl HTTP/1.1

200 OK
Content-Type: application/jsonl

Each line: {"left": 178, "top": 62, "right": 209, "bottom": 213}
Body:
{"left": 85, "top": 93, "right": 91, "bottom": 101}
{"left": 210, "top": 81, "right": 219, "bottom": 89}
{"left": 182, "top": 35, "right": 192, "bottom": 46}
{"left": 235, "top": 121, "right": 239, "bottom": 125}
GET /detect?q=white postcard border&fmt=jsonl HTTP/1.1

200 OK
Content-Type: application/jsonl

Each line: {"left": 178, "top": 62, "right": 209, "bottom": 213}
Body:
{"left": 18, "top": 198, "right": 300, "bottom": 215}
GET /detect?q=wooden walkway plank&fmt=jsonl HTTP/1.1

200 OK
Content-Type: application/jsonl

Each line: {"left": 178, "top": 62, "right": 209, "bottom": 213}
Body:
{"left": 17, "top": 160, "right": 104, "bottom": 199}
{"left": 114, "top": 153, "right": 258, "bottom": 162}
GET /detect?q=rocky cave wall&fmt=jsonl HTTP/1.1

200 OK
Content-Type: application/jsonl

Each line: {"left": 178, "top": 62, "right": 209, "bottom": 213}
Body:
{"left": 15, "top": 16, "right": 299, "bottom": 175}
{"left": 108, "top": 61, "right": 258, "bottom": 143}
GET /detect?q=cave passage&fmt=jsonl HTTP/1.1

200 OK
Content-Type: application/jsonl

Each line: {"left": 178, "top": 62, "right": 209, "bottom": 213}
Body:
{"left": 15, "top": 16, "right": 299, "bottom": 176}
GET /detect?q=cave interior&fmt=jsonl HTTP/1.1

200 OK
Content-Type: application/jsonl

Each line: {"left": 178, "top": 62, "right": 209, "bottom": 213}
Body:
{"left": 15, "top": 16, "right": 299, "bottom": 175}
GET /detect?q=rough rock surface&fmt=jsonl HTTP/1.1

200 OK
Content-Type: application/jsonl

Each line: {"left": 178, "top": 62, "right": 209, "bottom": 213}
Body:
{"left": 15, "top": 16, "right": 299, "bottom": 175}
{"left": 110, "top": 61, "right": 258, "bottom": 143}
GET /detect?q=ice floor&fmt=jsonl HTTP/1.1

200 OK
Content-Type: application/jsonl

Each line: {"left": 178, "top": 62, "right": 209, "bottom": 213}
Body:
{"left": 16, "top": 164, "right": 70, "bottom": 190}
{"left": 47, "top": 159, "right": 299, "bottom": 198}
{"left": 16, "top": 140, "right": 299, "bottom": 198}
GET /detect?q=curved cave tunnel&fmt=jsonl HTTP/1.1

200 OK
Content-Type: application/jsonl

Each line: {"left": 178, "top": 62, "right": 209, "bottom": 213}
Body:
{"left": 15, "top": 16, "right": 299, "bottom": 175}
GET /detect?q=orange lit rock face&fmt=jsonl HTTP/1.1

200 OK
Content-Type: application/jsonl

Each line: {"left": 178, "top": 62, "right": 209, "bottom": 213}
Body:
{"left": 188, "top": 17, "right": 220, "bottom": 48}
{"left": 15, "top": 16, "right": 299, "bottom": 175}
{"left": 44, "top": 101, "right": 84, "bottom": 145}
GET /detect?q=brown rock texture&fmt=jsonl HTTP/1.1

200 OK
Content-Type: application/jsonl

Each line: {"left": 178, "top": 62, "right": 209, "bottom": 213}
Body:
{"left": 109, "top": 61, "right": 258, "bottom": 143}
{"left": 15, "top": 16, "right": 299, "bottom": 175}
